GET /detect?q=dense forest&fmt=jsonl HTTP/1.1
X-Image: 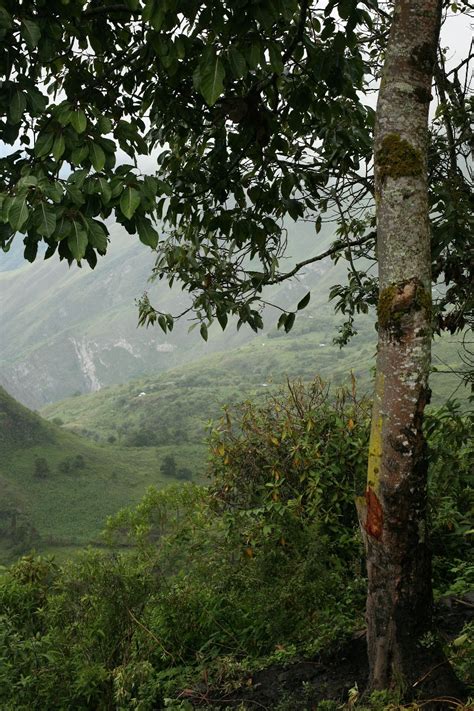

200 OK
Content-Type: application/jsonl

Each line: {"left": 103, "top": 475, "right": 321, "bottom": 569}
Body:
{"left": 0, "top": 0, "right": 472, "bottom": 709}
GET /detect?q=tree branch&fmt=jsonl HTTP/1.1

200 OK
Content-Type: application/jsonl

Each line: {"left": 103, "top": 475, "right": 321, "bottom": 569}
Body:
{"left": 445, "top": 41, "right": 473, "bottom": 77}
{"left": 268, "top": 233, "right": 375, "bottom": 284}
{"left": 282, "top": 0, "right": 311, "bottom": 63}
{"left": 433, "top": 58, "right": 459, "bottom": 178}
{"left": 83, "top": 3, "right": 139, "bottom": 17}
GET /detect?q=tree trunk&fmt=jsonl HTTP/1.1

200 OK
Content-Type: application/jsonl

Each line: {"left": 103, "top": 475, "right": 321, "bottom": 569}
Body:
{"left": 357, "top": 0, "right": 465, "bottom": 698}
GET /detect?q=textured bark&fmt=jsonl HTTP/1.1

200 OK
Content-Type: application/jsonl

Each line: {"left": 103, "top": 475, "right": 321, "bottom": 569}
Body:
{"left": 360, "top": 0, "right": 465, "bottom": 698}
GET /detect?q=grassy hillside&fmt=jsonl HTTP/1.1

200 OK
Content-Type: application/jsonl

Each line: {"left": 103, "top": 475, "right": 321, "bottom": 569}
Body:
{"left": 0, "top": 387, "right": 205, "bottom": 563}
{"left": 2, "top": 214, "right": 469, "bottom": 417}
{"left": 41, "top": 310, "right": 468, "bottom": 455}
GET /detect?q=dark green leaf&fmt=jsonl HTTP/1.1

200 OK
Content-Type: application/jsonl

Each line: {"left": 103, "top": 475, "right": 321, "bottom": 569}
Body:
{"left": 0, "top": 7, "right": 12, "bottom": 30}
{"left": 44, "top": 242, "right": 58, "bottom": 260}
{"left": 199, "top": 54, "right": 225, "bottom": 106}
{"left": 34, "top": 203, "right": 57, "bottom": 237}
{"left": 85, "top": 246, "right": 98, "bottom": 269}
{"left": 98, "top": 116, "right": 112, "bottom": 134}
{"left": 71, "top": 144, "right": 89, "bottom": 165}
{"left": 268, "top": 42, "right": 283, "bottom": 74}
{"left": 281, "top": 174, "right": 294, "bottom": 200}
{"left": 297, "top": 292, "right": 311, "bottom": 310}
{"left": 35, "top": 132, "right": 54, "bottom": 158}
{"left": 228, "top": 47, "right": 247, "bottom": 79}
{"left": 200, "top": 323, "right": 208, "bottom": 341}
{"left": 284, "top": 312, "right": 296, "bottom": 333}
{"left": 56, "top": 104, "right": 73, "bottom": 126}
{"left": 17, "top": 176, "right": 38, "bottom": 189}
{"left": 8, "top": 195, "right": 29, "bottom": 230}
{"left": 142, "top": 0, "right": 156, "bottom": 22}
{"left": 338, "top": 0, "right": 355, "bottom": 20}
{"left": 68, "top": 222, "right": 88, "bottom": 261}
{"left": 9, "top": 91, "right": 26, "bottom": 124}
{"left": 246, "top": 41, "right": 261, "bottom": 69}
{"left": 21, "top": 19, "right": 41, "bottom": 49}
{"left": 70, "top": 109, "right": 87, "bottom": 134}
{"left": 158, "top": 314, "right": 167, "bottom": 332}
{"left": 27, "top": 87, "right": 47, "bottom": 115}
{"left": 87, "top": 219, "right": 108, "bottom": 253}
{"left": 217, "top": 311, "right": 228, "bottom": 330}
{"left": 137, "top": 217, "right": 158, "bottom": 248}
{"left": 44, "top": 181, "right": 63, "bottom": 203}
{"left": 120, "top": 187, "right": 141, "bottom": 219}
{"left": 90, "top": 142, "right": 106, "bottom": 172}
{"left": 52, "top": 134, "right": 65, "bottom": 161}
{"left": 24, "top": 239, "right": 38, "bottom": 262}
{"left": 97, "top": 177, "right": 112, "bottom": 203}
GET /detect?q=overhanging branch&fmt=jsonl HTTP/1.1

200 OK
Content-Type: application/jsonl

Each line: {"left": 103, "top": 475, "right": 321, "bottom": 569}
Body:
{"left": 268, "top": 233, "right": 375, "bottom": 285}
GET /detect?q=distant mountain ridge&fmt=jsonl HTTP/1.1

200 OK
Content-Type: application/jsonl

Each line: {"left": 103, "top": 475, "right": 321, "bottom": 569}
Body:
{"left": 0, "top": 221, "right": 338, "bottom": 408}
{"left": 1, "top": 221, "right": 467, "bottom": 413}
{"left": 0, "top": 227, "right": 251, "bottom": 407}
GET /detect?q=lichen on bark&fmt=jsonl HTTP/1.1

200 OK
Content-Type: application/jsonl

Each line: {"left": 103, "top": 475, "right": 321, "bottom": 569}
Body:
{"left": 376, "top": 134, "right": 423, "bottom": 182}
{"left": 377, "top": 279, "right": 432, "bottom": 336}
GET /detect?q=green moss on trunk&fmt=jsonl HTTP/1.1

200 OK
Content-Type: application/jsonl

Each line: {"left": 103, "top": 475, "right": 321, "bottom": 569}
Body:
{"left": 377, "top": 134, "right": 423, "bottom": 182}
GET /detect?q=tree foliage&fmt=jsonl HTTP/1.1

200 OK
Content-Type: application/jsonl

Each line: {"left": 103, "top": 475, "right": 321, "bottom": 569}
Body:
{"left": 0, "top": 0, "right": 471, "bottom": 338}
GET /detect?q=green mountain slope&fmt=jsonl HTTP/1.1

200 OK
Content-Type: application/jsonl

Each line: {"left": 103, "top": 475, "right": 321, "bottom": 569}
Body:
{"left": 0, "top": 219, "right": 365, "bottom": 410}
{"left": 0, "top": 226, "right": 256, "bottom": 409}
{"left": 41, "top": 316, "right": 467, "bottom": 456}
{"left": 0, "top": 387, "right": 204, "bottom": 563}
{"left": 2, "top": 218, "right": 468, "bottom": 416}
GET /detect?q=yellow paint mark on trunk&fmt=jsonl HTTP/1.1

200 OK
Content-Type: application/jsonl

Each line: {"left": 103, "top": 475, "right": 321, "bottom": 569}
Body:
{"left": 367, "top": 372, "right": 384, "bottom": 493}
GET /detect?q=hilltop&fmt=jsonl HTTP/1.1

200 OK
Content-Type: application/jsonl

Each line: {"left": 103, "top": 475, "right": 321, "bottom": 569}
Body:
{"left": 0, "top": 227, "right": 253, "bottom": 409}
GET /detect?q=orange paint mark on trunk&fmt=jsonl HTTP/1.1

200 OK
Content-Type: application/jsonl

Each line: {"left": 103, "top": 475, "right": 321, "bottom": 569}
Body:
{"left": 365, "top": 487, "right": 384, "bottom": 540}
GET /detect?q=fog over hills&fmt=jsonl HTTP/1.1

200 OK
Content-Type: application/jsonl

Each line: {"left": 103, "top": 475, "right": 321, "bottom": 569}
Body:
{"left": 0, "top": 227, "right": 253, "bottom": 407}
{"left": 0, "top": 221, "right": 346, "bottom": 408}
{"left": 1, "top": 221, "right": 467, "bottom": 412}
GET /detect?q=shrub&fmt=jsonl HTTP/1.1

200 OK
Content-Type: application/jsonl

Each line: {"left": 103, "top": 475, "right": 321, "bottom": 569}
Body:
{"left": 1, "top": 382, "right": 471, "bottom": 709}
{"left": 33, "top": 456, "right": 50, "bottom": 479}
{"left": 160, "top": 454, "right": 177, "bottom": 478}
{"left": 208, "top": 378, "right": 370, "bottom": 558}
{"left": 425, "top": 401, "right": 473, "bottom": 592}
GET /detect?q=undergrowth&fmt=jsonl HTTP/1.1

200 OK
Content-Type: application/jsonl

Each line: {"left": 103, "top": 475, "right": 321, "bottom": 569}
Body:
{"left": 0, "top": 382, "right": 472, "bottom": 710}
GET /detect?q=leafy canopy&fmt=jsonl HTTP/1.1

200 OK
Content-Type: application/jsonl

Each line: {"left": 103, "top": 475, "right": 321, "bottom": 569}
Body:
{"left": 0, "top": 0, "right": 472, "bottom": 337}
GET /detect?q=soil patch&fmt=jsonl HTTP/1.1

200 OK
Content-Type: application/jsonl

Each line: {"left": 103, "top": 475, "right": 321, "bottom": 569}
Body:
{"left": 182, "top": 595, "right": 472, "bottom": 710}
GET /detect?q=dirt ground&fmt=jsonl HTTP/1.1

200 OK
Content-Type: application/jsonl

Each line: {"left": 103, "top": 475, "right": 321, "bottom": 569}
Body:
{"left": 183, "top": 595, "right": 473, "bottom": 710}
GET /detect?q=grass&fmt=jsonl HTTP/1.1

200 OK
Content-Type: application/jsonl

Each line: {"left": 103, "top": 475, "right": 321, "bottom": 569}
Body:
{"left": 0, "top": 386, "right": 206, "bottom": 564}
{"left": 3, "top": 295, "right": 468, "bottom": 564}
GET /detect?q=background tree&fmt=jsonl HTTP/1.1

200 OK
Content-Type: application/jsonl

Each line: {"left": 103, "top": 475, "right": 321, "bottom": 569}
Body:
{"left": 0, "top": 0, "right": 472, "bottom": 697}
{"left": 33, "top": 456, "right": 50, "bottom": 479}
{"left": 160, "top": 454, "right": 177, "bottom": 478}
